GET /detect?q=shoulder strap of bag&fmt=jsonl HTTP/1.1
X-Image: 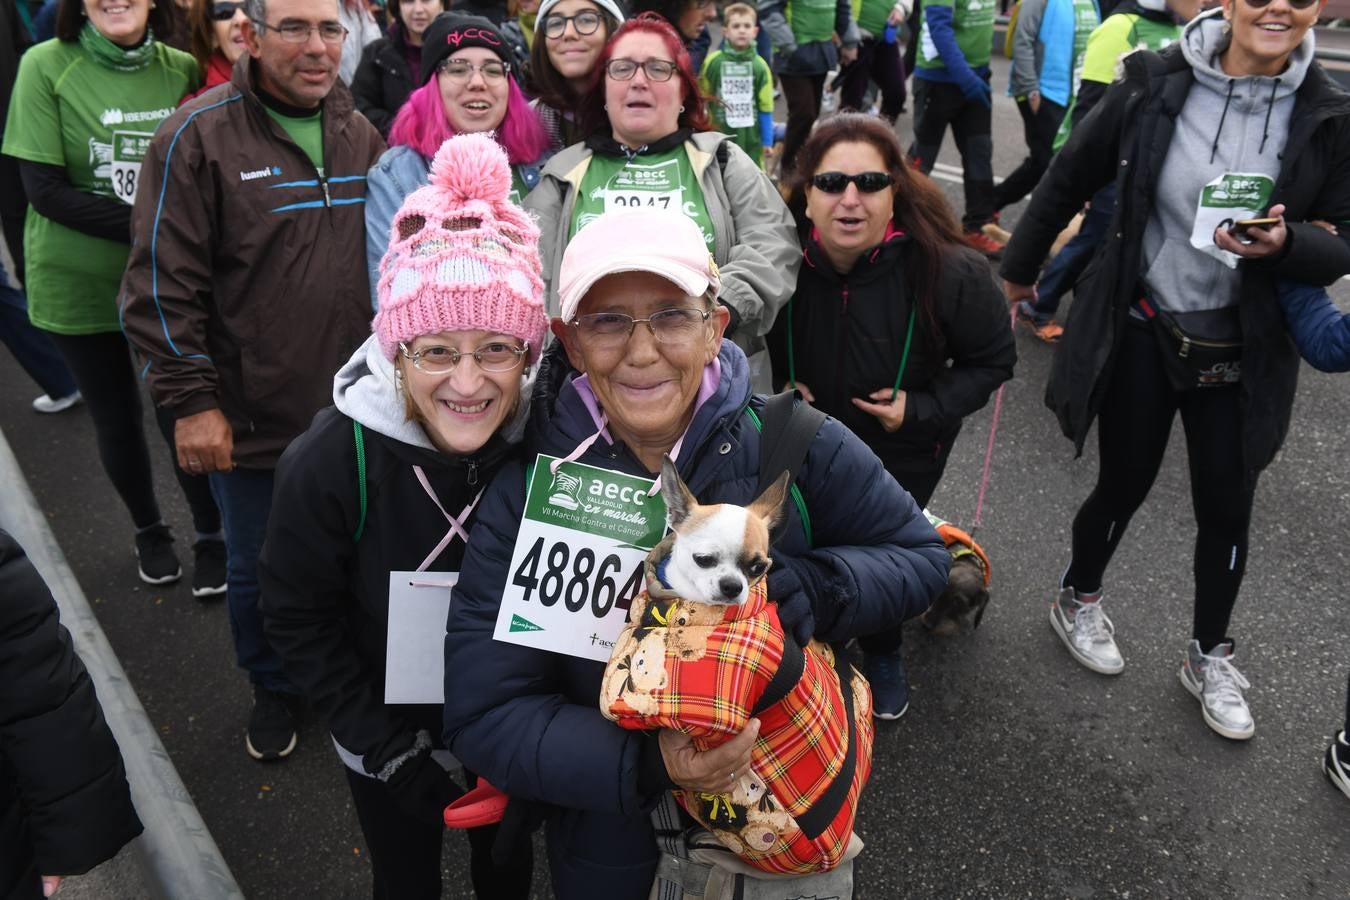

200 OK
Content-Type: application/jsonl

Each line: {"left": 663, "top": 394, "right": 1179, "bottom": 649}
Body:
{"left": 353, "top": 419, "right": 368, "bottom": 543}
{"left": 746, "top": 391, "right": 825, "bottom": 547}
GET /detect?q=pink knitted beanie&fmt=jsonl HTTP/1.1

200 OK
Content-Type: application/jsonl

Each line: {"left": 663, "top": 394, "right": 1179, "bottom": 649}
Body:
{"left": 372, "top": 133, "right": 548, "bottom": 361}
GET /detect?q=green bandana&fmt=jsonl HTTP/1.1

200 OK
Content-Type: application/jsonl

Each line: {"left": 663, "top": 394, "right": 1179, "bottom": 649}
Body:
{"left": 79, "top": 21, "right": 157, "bottom": 72}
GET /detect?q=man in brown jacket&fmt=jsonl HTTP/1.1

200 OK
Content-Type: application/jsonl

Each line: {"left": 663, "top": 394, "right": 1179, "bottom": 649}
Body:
{"left": 121, "top": 0, "right": 385, "bottom": 762}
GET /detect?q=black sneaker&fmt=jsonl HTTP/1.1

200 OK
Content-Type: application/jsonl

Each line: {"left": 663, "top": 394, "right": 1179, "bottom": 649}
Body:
{"left": 246, "top": 687, "right": 299, "bottom": 761}
{"left": 191, "top": 539, "right": 227, "bottom": 599}
{"left": 134, "top": 524, "right": 182, "bottom": 585}
{"left": 1325, "top": 729, "right": 1350, "bottom": 801}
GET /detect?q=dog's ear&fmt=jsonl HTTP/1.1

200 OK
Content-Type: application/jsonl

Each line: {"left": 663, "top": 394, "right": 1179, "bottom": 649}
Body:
{"left": 660, "top": 455, "right": 698, "bottom": 529}
{"left": 747, "top": 470, "right": 791, "bottom": 535}
{"left": 971, "top": 588, "right": 991, "bottom": 630}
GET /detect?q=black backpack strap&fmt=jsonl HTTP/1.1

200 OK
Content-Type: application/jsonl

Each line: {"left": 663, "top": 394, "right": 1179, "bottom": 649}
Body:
{"left": 749, "top": 633, "right": 805, "bottom": 717}
{"left": 752, "top": 392, "right": 826, "bottom": 544}
{"left": 792, "top": 642, "right": 860, "bottom": 840}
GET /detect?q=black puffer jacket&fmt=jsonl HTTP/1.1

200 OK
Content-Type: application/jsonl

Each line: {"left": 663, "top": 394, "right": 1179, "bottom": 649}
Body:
{"left": 0, "top": 530, "right": 142, "bottom": 899}
{"left": 351, "top": 34, "right": 415, "bottom": 138}
{"left": 259, "top": 337, "right": 522, "bottom": 775}
{"left": 1001, "top": 44, "right": 1350, "bottom": 471}
{"left": 769, "top": 234, "right": 1016, "bottom": 482}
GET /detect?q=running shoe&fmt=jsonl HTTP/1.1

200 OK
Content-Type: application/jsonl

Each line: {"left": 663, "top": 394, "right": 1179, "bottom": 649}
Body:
{"left": 1324, "top": 730, "right": 1350, "bottom": 800}
{"left": 246, "top": 687, "right": 299, "bottom": 761}
{"left": 1178, "top": 640, "right": 1254, "bottom": 741}
{"left": 191, "top": 538, "right": 227, "bottom": 599}
{"left": 134, "top": 524, "right": 182, "bottom": 585}
{"left": 863, "top": 650, "right": 910, "bottom": 720}
{"left": 32, "top": 391, "right": 81, "bottom": 414}
{"left": 982, "top": 221, "right": 1013, "bottom": 245}
{"left": 1014, "top": 301, "right": 1064, "bottom": 343}
{"left": 964, "top": 229, "right": 1005, "bottom": 258}
{"left": 1049, "top": 587, "right": 1124, "bottom": 675}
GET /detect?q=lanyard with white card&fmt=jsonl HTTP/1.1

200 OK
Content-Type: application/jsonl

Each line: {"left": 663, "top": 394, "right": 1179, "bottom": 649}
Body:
{"left": 384, "top": 466, "right": 481, "bottom": 705}
{"left": 493, "top": 454, "right": 667, "bottom": 662}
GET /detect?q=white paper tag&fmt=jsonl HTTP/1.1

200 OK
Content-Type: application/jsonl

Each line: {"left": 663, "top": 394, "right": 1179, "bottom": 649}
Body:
{"left": 385, "top": 571, "right": 458, "bottom": 704}
{"left": 493, "top": 455, "right": 666, "bottom": 662}
{"left": 109, "top": 130, "right": 153, "bottom": 205}
{"left": 1190, "top": 171, "right": 1275, "bottom": 269}
{"left": 720, "top": 61, "right": 755, "bottom": 128}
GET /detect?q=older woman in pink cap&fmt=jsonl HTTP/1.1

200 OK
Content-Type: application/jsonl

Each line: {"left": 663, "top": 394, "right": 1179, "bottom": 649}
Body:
{"left": 258, "top": 133, "right": 543, "bottom": 900}
{"left": 443, "top": 207, "right": 948, "bottom": 899}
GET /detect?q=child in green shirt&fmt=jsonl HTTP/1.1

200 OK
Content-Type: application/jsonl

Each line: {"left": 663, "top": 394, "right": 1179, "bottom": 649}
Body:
{"left": 699, "top": 3, "right": 775, "bottom": 168}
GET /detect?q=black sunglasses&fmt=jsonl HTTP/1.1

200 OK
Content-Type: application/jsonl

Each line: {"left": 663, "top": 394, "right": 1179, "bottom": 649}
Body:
{"left": 810, "top": 171, "right": 894, "bottom": 194}
{"left": 1243, "top": 0, "right": 1319, "bottom": 7}
{"left": 212, "top": 1, "right": 244, "bottom": 20}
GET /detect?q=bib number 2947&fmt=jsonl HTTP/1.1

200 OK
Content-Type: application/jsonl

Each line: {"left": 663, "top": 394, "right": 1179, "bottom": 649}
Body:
{"left": 494, "top": 455, "right": 666, "bottom": 662}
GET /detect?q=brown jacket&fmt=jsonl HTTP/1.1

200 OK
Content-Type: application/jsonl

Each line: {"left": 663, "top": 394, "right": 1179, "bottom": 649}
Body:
{"left": 121, "top": 57, "right": 384, "bottom": 468}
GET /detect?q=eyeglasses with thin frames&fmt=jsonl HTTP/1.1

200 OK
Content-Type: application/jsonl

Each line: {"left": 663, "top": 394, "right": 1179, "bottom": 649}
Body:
{"left": 542, "top": 10, "right": 603, "bottom": 39}
{"left": 399, "top": 341, "right": 529, "bottom": 375}
{"left": 570, "top": 308, "right": 711, "bottom": 348}
{"left": 605, "top": 58, "right": 678, "bottom": 82}
{"left": 438, "top": 58, "right": 512, "bottom": 82}
{"left": 250, "top": 18, "right": 348, "bottom": 44}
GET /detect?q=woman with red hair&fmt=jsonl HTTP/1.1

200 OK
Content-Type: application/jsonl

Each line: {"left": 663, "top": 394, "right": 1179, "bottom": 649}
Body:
{"left": 524, "top": 12, "right": 798, "bottom": 383}
{"left": 365, "top": 12, "right": 550, "bottom": 303}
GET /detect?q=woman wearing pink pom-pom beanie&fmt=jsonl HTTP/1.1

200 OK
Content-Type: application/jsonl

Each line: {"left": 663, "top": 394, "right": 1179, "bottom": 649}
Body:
{"left": 258, "top": 132, "right": 545, "bottom": 899}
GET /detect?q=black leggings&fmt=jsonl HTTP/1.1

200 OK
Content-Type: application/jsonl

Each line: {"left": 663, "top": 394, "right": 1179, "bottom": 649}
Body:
{"left": 780, "top": 73, "right": 827, "bottom": 178}
{"left": 345, "top": 766, "right": 532, "bottom": 899}
{"left": 1064, "top": 322, "right": 1257, "bottom": 649}
{"left": 44, "top": 330, "right": 220, "bottom": 535}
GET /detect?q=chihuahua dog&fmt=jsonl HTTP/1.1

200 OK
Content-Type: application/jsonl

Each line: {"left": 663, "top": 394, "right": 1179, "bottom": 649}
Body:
{"left": 918, "top": 513, "right": 991, "bottom": 636}
{"left": 599, "top": 456, "right": 872, "bottom": 876}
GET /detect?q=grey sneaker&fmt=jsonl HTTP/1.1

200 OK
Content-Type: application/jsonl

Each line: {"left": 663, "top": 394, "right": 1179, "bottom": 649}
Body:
{"left": 1049, "top": 587, "right": 1124, "bottom": 675}
{"left": 1179, "top": 640, "right": 1254, "bottom": 741}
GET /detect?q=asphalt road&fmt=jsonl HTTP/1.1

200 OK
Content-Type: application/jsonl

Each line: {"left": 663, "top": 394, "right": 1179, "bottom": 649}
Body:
{"left": 2, "top": 51, "right": 1348, "bottom": 900}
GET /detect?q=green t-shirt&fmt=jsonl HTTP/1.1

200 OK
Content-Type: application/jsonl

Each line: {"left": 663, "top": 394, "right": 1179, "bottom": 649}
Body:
{"left": 699, "top": 46, "right": 774, "bottom": 168}
{"left": 915, "top": 0, "right": 996, "bottom": 72}
{"left": 510, "top": 167, "right": 529, "bottom": 206}
{"left": 570, "top": 145, "right": 715, "bottom": 250}
{"left": 853, "top": 0, "right": 895, "bottom": 38}
{"left": 788, "top": 0, "right": 839, "bottom": 45}
{"left": 1053, "top": 12, "right": 1180, "bottom": 150}
{"left": 264, "top": 105, "right": 324, "bottom": 173}
{"left": 2, "top": 38, "right": 197, "bottom": 334}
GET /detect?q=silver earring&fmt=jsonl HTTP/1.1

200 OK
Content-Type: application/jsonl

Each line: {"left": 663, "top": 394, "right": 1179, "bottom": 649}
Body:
{"left": 679, "top": 105, "right": 685, "bottom": 113}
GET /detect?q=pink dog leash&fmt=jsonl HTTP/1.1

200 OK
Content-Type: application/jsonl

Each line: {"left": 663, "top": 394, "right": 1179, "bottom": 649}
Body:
{"left": 971, "top": 307, "right": 1017, "bottom": 532}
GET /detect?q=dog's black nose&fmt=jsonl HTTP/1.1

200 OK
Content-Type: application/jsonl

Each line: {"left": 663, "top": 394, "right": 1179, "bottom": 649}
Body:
{"left": 718, "top": 576, "right": 743, "bottom": 600}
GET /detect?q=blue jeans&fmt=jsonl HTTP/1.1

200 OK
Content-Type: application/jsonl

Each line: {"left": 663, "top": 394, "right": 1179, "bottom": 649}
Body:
{"left": 0, "top": 264, "right": 77, "bottom": 399}
{"left": 1027, "top": 183, "right": 1116, "bottom": 322}
{"left": 209, "top": 468, "right": 295, "bottom": 693}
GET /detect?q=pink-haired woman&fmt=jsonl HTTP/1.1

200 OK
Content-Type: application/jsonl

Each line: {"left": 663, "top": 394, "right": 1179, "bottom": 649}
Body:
{"left": 365, "top": 12, "right": 550, "bottom": 303}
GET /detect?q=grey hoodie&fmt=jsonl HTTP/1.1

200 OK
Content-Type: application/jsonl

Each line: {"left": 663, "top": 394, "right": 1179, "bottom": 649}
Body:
{"left": 1140, "top": 8, "right": 1313, "bottom": 314}
{"left": 331, "top": 334, "right": 535, "bottom": 453}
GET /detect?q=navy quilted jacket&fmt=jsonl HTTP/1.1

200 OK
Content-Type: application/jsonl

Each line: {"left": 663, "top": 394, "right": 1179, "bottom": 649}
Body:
{"left": 442, "top": 340, "right": 948, "bottom": 899}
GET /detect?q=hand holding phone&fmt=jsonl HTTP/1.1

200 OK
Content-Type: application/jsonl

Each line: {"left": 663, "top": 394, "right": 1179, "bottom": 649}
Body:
{"left": 1229, "top": 217, "right": 1281, "bottom": 241}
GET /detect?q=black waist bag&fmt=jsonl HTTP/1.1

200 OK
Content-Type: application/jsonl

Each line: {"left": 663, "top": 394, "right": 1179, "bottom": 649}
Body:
{"left": 1139, "top": 298, "right": 1242, "bottom": 390}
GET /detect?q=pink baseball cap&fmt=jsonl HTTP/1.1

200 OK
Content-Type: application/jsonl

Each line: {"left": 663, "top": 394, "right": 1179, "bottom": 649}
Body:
{"left": 557, "top": 209, "right": 722, "bottom": 323}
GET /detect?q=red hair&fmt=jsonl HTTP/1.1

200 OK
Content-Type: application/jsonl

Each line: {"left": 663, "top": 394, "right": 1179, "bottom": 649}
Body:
{"left": 578, "top": 12, "right": 711, "bottom": 139}
{"left": 388, "top": 77, "right": 550, "bottom": 165}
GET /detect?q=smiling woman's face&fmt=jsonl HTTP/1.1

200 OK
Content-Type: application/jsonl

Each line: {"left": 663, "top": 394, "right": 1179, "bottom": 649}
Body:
{"left": 438, "top": 46, "right": 511, "bottom": 135}
{"left": 604, "top": 32, "right": 684, "bottom": 148}
{"left": 1220, "top": 0, "right": 1325, "bottom": 77}
{"left": 85, "top": 0, "right": 151, "bottom": 46}
{"left": 555, "top": 271, "right": 727, "bottom": 467}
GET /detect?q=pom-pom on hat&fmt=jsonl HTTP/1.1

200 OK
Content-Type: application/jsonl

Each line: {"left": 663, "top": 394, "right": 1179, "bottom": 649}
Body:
{"left": 372, "top": 133, "right": 547, "bottom": 362}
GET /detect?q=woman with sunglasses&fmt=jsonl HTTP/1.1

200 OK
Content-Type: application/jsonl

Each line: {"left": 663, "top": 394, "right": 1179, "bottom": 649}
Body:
{"left": 364, "top": 13, "right": 550, "bottom": 302}
{"left": 350, "top": 0, "right": 451, "bottom": 137}
{"left": 260, "top": 133, "right": 539, "bottom": 900}
{"left": 184, "top": 0, "right": 249, "bottom": 100}
{"left": 525, "top": 0, "right": 625, "bottom": 149}
{"left": 1000, "top": 0, "right": 1350, "bottom": 741}
{"left": 769, "top": 112, "right": 1015, "bottom": 720}
{"left": 526, "top": 12, "right": 798, "bottom": 386}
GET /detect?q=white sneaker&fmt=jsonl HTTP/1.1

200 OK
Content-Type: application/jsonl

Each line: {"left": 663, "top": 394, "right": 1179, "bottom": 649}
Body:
{"left": 32, "top": 391, "right": 81, "bottom": 414}
{"left": 1179, "top": 640, "right": 1254, "bottom": 741}
{"left": 1049, "top": 587, "right": 1124, "bottom": 675}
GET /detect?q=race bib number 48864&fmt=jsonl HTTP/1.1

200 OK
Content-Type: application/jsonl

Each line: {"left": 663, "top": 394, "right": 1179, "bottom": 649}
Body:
{"left": 493, "top": 455, "right": 666, "bottom": 662}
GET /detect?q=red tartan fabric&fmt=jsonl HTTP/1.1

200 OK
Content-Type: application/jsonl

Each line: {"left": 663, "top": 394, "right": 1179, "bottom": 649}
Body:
{"left": 600, "top": 575, "right": 874, "bottom": 874}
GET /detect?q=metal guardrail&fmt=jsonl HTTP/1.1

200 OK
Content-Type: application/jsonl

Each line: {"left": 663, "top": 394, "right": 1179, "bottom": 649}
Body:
{"left": 0, "top": 426, "right": 243, "bottom": 900}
